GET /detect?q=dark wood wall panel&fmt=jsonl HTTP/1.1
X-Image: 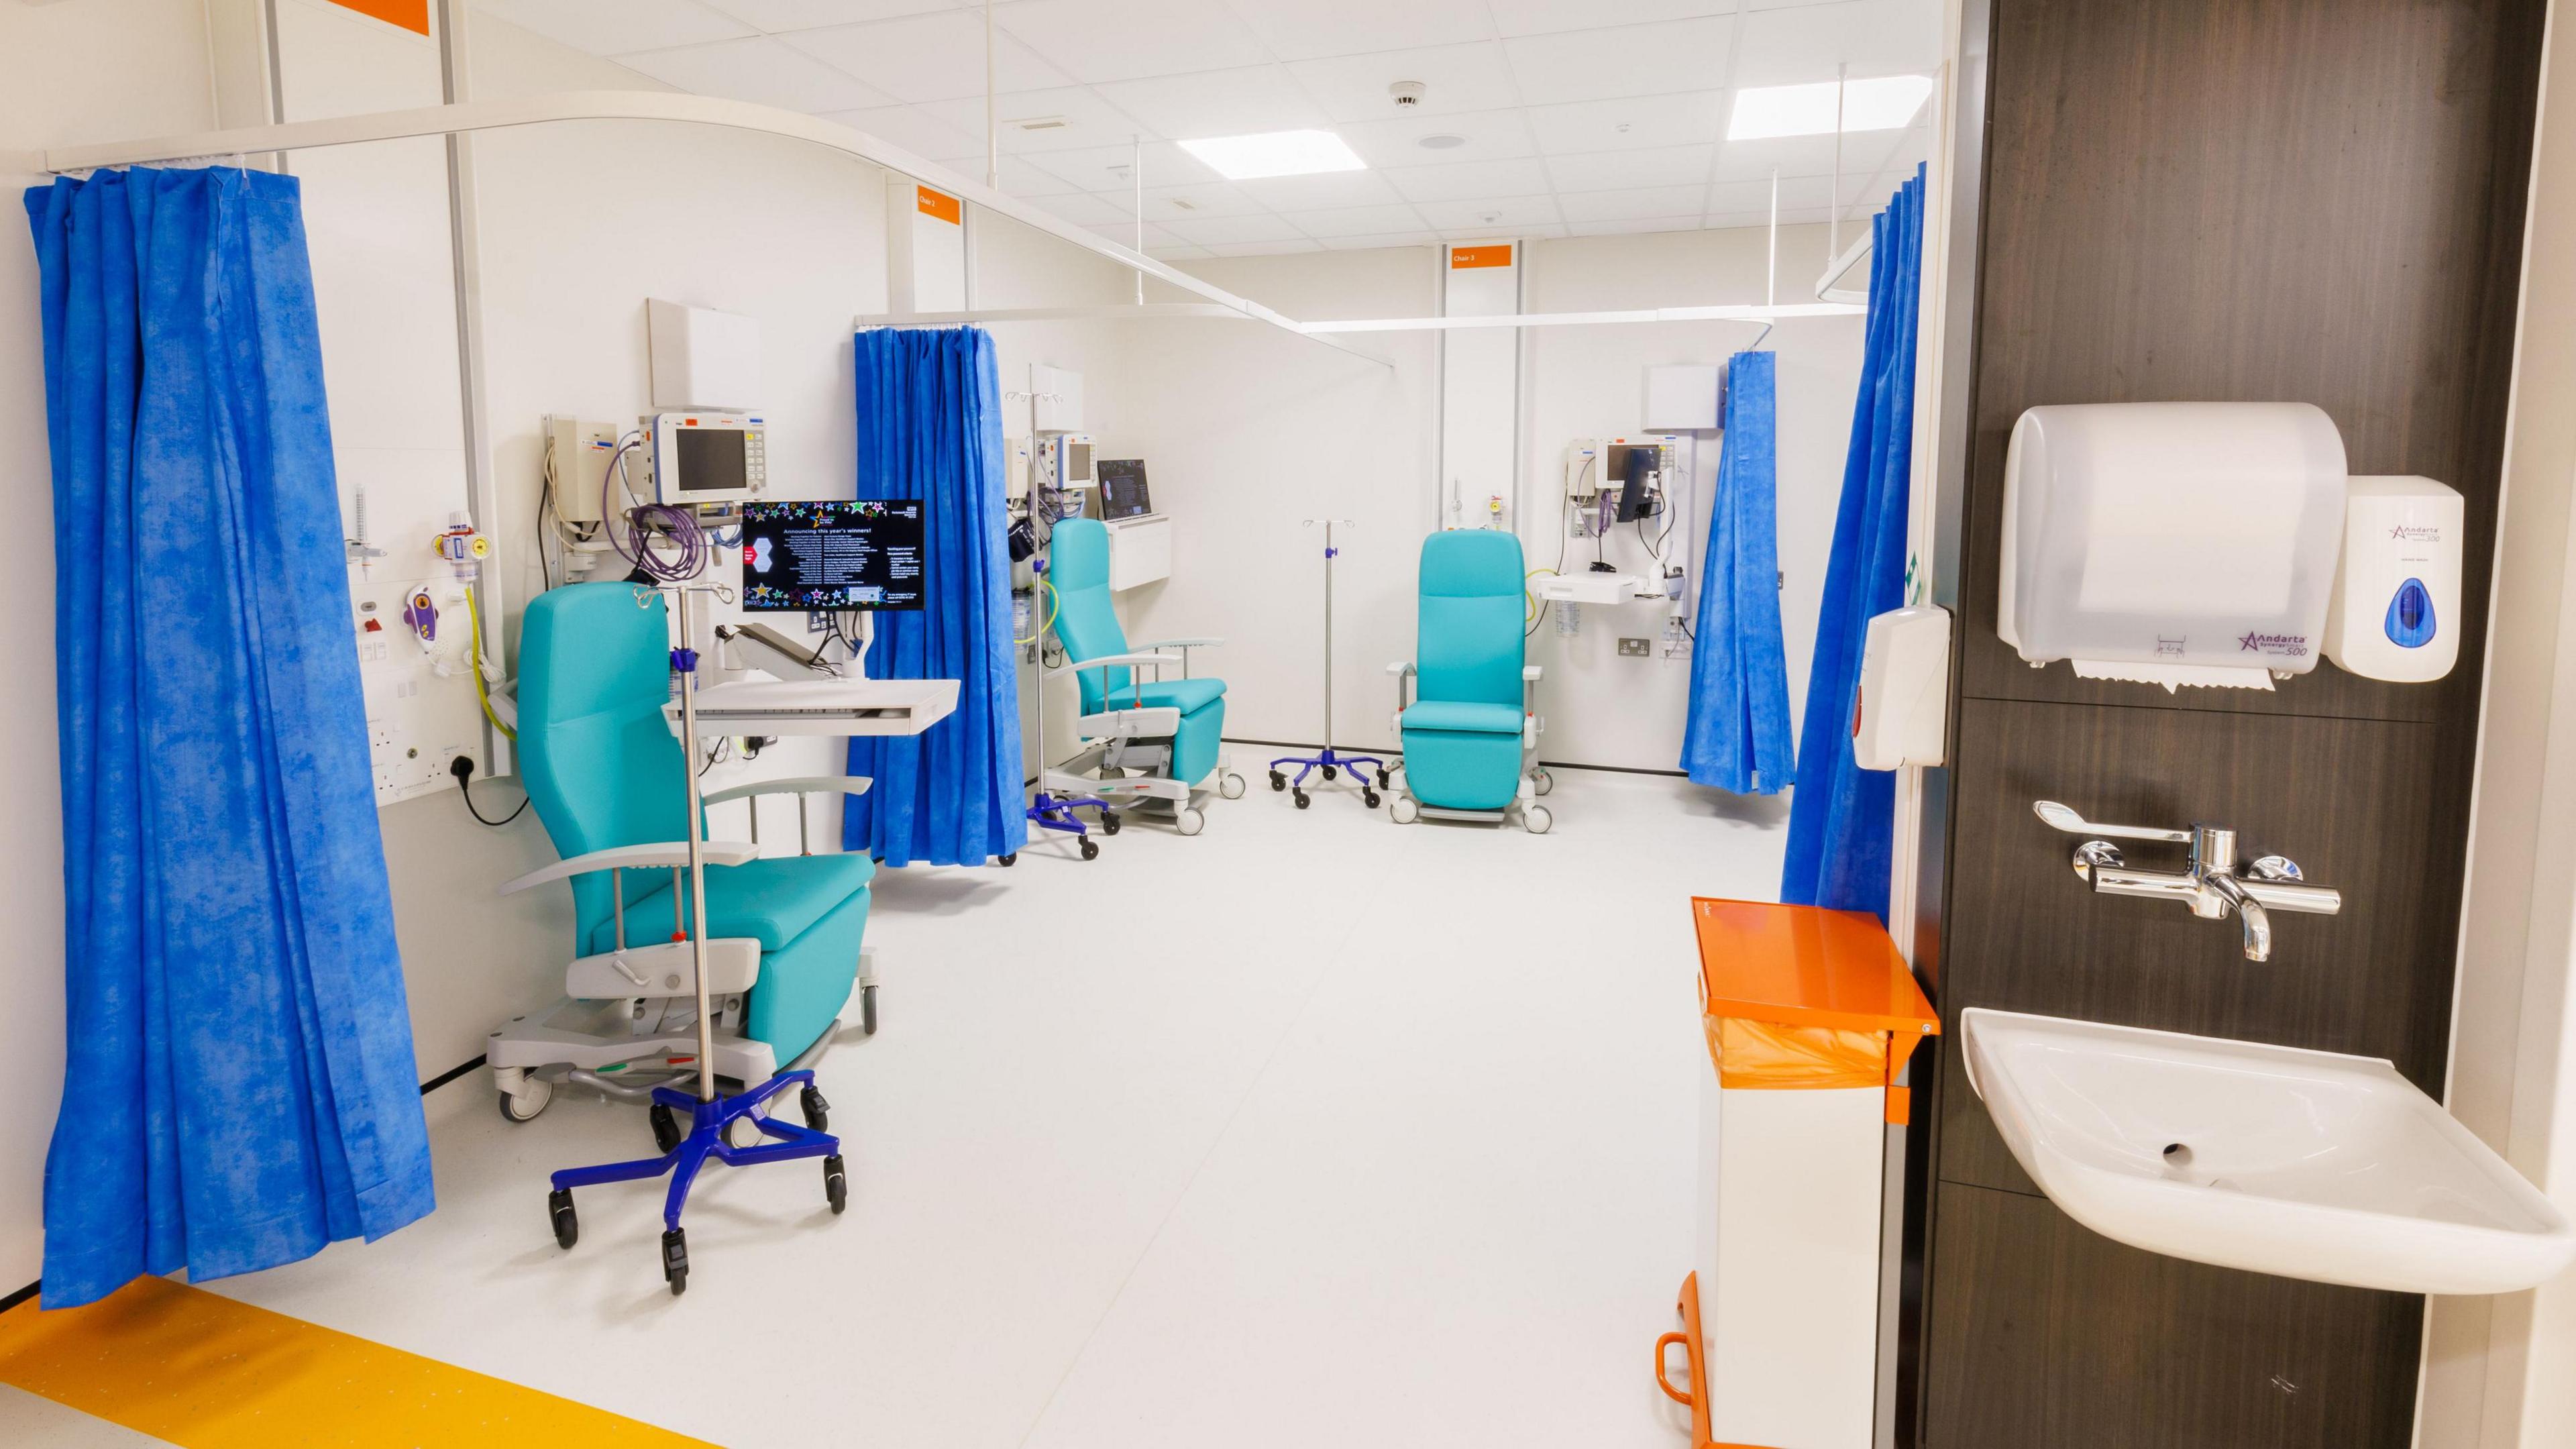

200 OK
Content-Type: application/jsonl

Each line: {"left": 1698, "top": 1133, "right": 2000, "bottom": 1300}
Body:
{"left": 1915, "top": 0, "right": 2547, "bottom": 1442}
{"left": 1925, "top": 1183, "right": 2424, "bottom": 1449}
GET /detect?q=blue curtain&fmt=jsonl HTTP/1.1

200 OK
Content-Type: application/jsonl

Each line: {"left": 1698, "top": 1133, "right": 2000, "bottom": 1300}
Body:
{"left": 1681, "top": 350, "right": 1796, "bottom": 794}
{"left": 842, "top": 327, "right": 1026, "bottom": 867}
{"left": 1782, "top": 165, "right": 1927, "bottom": 921}
{"left": 26, "top": 167, "right": 434, "bottom": 1308}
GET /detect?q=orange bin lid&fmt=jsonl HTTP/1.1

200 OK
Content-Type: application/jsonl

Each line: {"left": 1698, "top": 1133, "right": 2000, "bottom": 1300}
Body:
{"left": 1692, "top": 897, "right": 1938, "bottom": 1037}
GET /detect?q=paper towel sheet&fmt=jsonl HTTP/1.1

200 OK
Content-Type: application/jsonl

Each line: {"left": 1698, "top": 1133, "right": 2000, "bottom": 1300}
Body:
{"left": 2069, "top": 659, "right": 2277, "bottom": 694}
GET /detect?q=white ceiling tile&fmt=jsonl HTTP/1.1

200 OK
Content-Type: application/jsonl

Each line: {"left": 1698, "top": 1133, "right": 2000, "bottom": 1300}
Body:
{"left": 1731, "top": 0, "right": 1941, "bottom": 88}
{"left": 479, "top": 0, "right": 753, "bottom": 55}
{"left": 1316, "top": 231, "right": 1442, "bottom": 250}
{"left": 1148, "top": 243, "right": 1217, "bottom": 260}
{"left": 1042, "top": 191, "right": 1140, "bottom": 225}
{"left": 1162, "top": 213, "right": 1313, "bottom": 244}
{"left": 1338, "top": 107, "right": 1538, "bottom": 168}
{"left": 1295, "top": 203, "right": 1436, "bottom": 237}
{"left": 1565, "top": 215, "right": 1709, "bottom": 237}
{"left": 1503, "top": 19, "right": 1733, "bottom": 107}
{"left": 1545, "top": 143, "right": 1714, "bottom": 193}
{"left": 979, "top": 154, "right": 1091, "bottom": 195}
{"left": 1526, "top": 91, "right": 1725, "bottom": 153}
{"left": 1093, "top": 65, "right": 1330, "bottom": 138}
{"left": 782, "top": 11, "right": 1069, "bottom": 104}
{"left": 1224, "top": 0, "right": 1496, "bottom": 61}
{"left": 1411, "top": 194, "right": 1562, "bottom": 230}
{"left": 698, "top": 0, "right": 950, "bottom": 31}
{"left": 616, "top": 36, "right": 893, "bottom": 111}
{"left": 1205, "top": 239, "right": 1328, "bottom": 256}
{"left": 1485, "top": 0, "right": 1734, "bottom": 38}
{"left": 816, "top": 103, "right": 979, "bottom": 160}
{"left": 1134, "top": 181, "right": 1271, "bottom": 220}
{"left": 1440, "top": 223, "right": 1566, "bottom": 241}
{"left": 1705, "top": 173, "right": 1833, "bottom": 213}
{"left": 1229, "top": 169, "right": 1402, "bottom": 212}
{"left": 1381, "top": 157, "right": 1552, "bottom": 203}
{"left": 1555, "top": 183, "right": 1708, "bottom": 221}
{"left": 1285, "top": 42, "right": 1521, "bottom": 124}
{"left": 1708, "top": 206, "right": 1832, "bottom": 228}
{"left": 1709, "top": 129, "right": 1882, "bottom": 182}
{"left": 1084, "top": 221, "right": 1185, "bottom": 249}
{"left": 1030, "top": 141, "right": 1220, "bottom": 190}
{"left": 994, "top": 0, "right": 1271, "bottom": 83}
{"left": 917, "top": 87, "right": 1163, "bottom": 152}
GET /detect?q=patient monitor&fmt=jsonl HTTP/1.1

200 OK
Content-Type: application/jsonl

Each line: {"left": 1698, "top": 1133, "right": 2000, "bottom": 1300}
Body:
{"left": 645, "top": 411, "right": 767, "bottom": 506}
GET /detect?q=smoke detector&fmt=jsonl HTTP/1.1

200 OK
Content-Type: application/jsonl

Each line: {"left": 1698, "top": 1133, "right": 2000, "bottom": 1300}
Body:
{"left": 1389, "top": 80, "right": 1428, "bottom": 107}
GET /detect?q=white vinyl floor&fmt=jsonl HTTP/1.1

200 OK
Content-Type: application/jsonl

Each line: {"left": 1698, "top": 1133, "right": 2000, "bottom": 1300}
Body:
{"left": 60, "top": 764, "right": 1792, "bottom": 1449}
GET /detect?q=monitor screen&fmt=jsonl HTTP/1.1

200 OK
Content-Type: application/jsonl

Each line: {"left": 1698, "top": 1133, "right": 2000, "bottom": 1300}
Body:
{"left": 739, "top": 500, "right": 927, "bottom": 611}
{"left": 674, "top": 428, "right": 749, "bottom": 494}
{"left": 1096, "top": 460, "right": 1152, "bottom": 520}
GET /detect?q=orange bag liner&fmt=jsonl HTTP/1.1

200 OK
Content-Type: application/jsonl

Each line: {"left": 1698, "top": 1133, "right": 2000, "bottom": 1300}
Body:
{"left": 1691, "top": 898, "right": 1939, "bottom": 1124}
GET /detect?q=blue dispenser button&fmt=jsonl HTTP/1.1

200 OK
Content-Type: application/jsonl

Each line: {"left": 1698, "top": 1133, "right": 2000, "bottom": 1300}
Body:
{"left": 2384, "top": 578, "right": 2436, "bottom": 648}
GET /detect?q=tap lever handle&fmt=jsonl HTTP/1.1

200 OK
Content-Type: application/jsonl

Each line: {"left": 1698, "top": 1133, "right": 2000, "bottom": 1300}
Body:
{"left": 2033, "top": 800, "right": 2192, "bottom": 844}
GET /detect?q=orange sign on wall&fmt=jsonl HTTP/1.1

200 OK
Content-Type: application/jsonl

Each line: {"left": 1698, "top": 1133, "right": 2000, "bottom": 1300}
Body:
{"left": 916, "top": 187, "right": 963, "bottom": 225}
{"left": 1449, "top": 244, "right": 1514, "bottom": 269}
{"left": 327, "top": 0, "right": 431, "bottom": 36}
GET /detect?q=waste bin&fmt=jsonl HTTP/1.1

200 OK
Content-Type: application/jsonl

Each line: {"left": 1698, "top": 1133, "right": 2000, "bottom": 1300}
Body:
{"left": 1655, "top": 898, "right": 1938, "bottom": 1449}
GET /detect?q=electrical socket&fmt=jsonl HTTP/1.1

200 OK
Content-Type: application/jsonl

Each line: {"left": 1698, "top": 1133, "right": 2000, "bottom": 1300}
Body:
{"left": 1618, "top": 637, "right": 1652, "bottom": 657}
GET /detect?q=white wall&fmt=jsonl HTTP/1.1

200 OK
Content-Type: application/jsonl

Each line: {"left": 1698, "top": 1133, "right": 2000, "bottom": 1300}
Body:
{"left": 2431, "top": 0, "right": 2576, "bottom": 1442}
{"left": 1113, "top": 225, "right": 1864, "bottom": 780}
{"left": 0, "top": 0, "right": 227, "bottom": 1297}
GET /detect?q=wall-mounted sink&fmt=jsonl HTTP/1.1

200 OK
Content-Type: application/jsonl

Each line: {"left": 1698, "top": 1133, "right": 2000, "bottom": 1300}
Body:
{"left": 1962, "top": 1008, "right": 2576, "bottom": 1295}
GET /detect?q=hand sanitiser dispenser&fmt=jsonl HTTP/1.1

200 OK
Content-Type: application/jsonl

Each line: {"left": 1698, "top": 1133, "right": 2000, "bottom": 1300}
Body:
{"left": 1999, "top": 402, "right": 2349, "bottom": 692}
{"left": 2324, "top": 476, "right": 2463, "bottom": 682}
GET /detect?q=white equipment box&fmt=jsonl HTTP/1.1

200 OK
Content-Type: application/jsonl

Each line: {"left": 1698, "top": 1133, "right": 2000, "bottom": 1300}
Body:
{"left": 1105, "top": 514, "right": 1171, "bottom": 591}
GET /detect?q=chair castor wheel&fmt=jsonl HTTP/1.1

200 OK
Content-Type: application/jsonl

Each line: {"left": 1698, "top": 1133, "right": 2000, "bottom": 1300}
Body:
{"left": 497, "top": 1075, "right": 552, "bottom": 1123}
{"left": 1269, "top": 771, "right": 1286, "bottom": 792}
{"left": 1220, "top": 772, "right": 1246, "bottom": 800}
{"left": 548, "top": 1188, "right": 578, "bottom": 1250}
{"left": 1101, "top": 811, "right": 1122, "bottom": 835}
{"left": 998, "top": 852, "right": 1018, "bottom": 867}
{"left": 661, "top": 1228, "right": 688, "bottom": 1295}
{"left": 1293, "top": 790, "right": 1310, "bottom": 809}
{"left": 861, "top": 982, "right": 879, "bottom": 1036}
{"left": 649, "top": 1102, "right": 682, "bottom": 1155}
{"left": 1363, "top": 789, "right": 1382, "bottom": 808}
{"left": 824, "top": 1154, "right": 849, "bottom": 1214}
{"left": 1080, "top": 836, "right": 1100, "bottom": 861}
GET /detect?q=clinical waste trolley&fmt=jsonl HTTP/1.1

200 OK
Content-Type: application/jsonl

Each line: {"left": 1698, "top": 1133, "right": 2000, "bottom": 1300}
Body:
{"left": 1655, "top": 898, "right": 1938, "bottom": 1449}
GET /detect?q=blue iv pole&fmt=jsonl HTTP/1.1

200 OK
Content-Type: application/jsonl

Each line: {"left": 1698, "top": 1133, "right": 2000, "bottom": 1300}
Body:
{"left": 1269, "top": 519, "right": 1385, "bottom": 809}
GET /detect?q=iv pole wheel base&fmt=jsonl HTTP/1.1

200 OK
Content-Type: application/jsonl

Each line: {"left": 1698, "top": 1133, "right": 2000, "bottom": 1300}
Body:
{"left": 1220, "top": 772, "right": 1247, "bottom": 800}
{"left": 998, "top": 853, "right": 1018, "bottom": 867}
{"left": 547, "top": 1189, "right": 578, "bottom": 1251}
{"left": 801, "top": 1083, "right": 831, "bottom": 1131}
{"left": 1293, "top": 790, "right": 1311, "bottom": 810}
{"left": 1079, "top": 836, "right": 1101, "bottom": 861}
{"left": 661, "top": 1228, "right": 688, "bottom": 1296}
{"left": 1176, "top": 806, "right": 1205, "bottom": 836}
{"left": 498, "top": 1075, "right": 553, "bottom": 1124}
{"left": 1321, "top": 764, "right": 1338, "bottom": 781}
{"left": 649, "top": 1103, "right": 682, "bottom": 1155}
{"left": 860, "top": 983, "right": 879, "bottom": 1036}
{"left": 1100, "top": 810, "right": 1122, "bottom": 836}
{"left": 1390, "top": 796, "right": 1419, "bottom": 824}
{"left": 1269, "top": 771, "right": 1287, "bottom": 792}
{"left": 824, "top": 1154, "right": 849, "bottom": 1214}
{"left": 1362, "top": 788, "right": 1383, "bottom": 809}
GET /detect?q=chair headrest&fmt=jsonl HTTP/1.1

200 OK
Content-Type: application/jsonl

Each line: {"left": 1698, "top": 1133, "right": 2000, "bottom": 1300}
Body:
{"left": 1419, "top": 529, "right": 1526, "bottom": 598}
{"left": 1052, "top": 517, "right": 1110, "bottom": 593}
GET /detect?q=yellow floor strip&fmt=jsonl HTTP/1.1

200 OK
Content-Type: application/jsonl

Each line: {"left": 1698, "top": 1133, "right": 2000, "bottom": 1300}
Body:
{"left": 0, "top": 1277, "right": 716, "bottom": 1448}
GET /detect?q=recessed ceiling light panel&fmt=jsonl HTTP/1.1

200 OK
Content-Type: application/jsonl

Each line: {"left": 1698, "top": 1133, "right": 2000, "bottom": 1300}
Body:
{"left": 1177, "top": 129, "right": 1367, "bottom": 181}
{"left": 1726, "top": 76, "right": 1934, "bottom": 141}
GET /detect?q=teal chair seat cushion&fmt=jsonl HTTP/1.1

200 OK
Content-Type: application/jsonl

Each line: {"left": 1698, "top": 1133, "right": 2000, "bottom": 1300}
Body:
{"left": 583, "top": 853, "right": 876, "bottom": 956}
{"left": 1402, "top": 700, "right": 1522, "bottom": 735}
{"left": 1108, "top": 677, "right": 1226, "bottom": 716}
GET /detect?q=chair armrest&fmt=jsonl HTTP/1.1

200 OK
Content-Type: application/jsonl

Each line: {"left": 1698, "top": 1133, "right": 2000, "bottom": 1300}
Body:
{"left": 701, "top": 775, "right": 873, "bottom": 806}
{"left": 499, "top": 841, "right": 759, "bottom": 897}
{"left": 1054, "top": 652, "right": 1184, "bottom": 674}
{"left": 1385, "top": 661, "right": 1415, "bottom": 676}
{"left": 1522, "top": 665, "right": 1544, "bottom": 682}
{"left": 1133, "top": 637, "right": 1224, "bottom": 650}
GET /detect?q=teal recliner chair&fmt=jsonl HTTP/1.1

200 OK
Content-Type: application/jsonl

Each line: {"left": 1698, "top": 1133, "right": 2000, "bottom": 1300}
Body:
{"left": 1046, "top": 517, "right": 1245, "bottom": 836}
{"left": 486, "top": 582, "right": 872, "bottom": 1138}
{"left": 1386, "top": 531, "right": 1554, "bottom": 833}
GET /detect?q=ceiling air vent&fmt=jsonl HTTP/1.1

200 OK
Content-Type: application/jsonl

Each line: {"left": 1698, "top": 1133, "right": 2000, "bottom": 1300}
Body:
{"left": 1010, "top": 116, "right": 1071, "bottom": 132}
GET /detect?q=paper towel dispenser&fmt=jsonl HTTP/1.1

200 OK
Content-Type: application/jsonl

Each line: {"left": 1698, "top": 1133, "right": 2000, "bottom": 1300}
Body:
{"left": 1998, "top": 402, "right": 2349, "bottom": 691}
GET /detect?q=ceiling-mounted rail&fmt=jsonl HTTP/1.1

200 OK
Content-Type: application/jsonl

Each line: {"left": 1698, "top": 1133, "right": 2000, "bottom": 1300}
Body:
{"left": 26, "top": 89, "right": 1391, "bottom": 369}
